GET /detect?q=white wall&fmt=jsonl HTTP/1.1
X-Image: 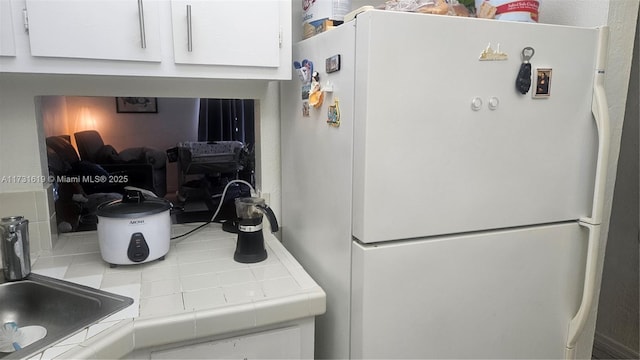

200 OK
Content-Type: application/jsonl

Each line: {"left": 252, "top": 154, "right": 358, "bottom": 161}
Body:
{"left": 41, "top": 96, "right": 69, "bottom": 137}
{"left": 64, "top": 97, "right": 199, "bottom": 153}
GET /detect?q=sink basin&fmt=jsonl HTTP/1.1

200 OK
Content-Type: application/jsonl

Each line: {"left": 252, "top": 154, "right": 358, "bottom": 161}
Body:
{"left": 0, "top": 273, "right": 134, "bottom": 359}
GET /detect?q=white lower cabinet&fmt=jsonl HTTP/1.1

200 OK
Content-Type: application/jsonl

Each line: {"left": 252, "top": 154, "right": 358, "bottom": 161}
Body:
{"left": 151, "top": 326, "right": 301, "bottom": 359}
{"left": 128, "top": 318, "right": 315, "bottom": 360}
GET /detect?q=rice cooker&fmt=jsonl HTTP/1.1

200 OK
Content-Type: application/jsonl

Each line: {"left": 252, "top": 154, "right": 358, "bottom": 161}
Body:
{"left": 96, "top": 190, "right": 171, "bottom": 266}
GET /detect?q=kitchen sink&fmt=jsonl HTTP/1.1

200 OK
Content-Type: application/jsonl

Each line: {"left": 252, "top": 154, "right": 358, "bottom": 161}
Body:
{"left": 0, "top": 272, "right": 133, "bottom": 359}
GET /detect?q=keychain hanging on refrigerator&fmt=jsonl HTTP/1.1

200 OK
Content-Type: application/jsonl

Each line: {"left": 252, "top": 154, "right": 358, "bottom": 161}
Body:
{"left": 515, "top": 47, "right": 535, "bottom": 95}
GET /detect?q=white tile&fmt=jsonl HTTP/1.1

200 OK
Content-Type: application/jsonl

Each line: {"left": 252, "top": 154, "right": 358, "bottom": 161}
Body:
{"left": 133, "top": 312, "right": 196, "bottom": 349}
{"left": 34, "top": 189, "right": 49, "bottom": 222}
{"left": 212, "top": 246, "right": 236, "bottom": 259}
{"left": 101, "top": 284, "right": 140, "bottom": 321}
{"left": 63, "top": 261, "right": 105, "bottom": 278}
{"left": 86, "top": 320, "right": 134, "bottom": 360}
{"left": 105, "top": 283, "right": 141, "bottom": 300}
{"left": 139, "top": 293, "right": 185, "bottom": 318}
{"left": 141, "top": 265, "right": 179, "bottom": 282}
{"left": 174, "top": 240, "right": 217, "bottom": 253}
{"left": 174, "top": 229, "right": 236, "bottom": 247}
{"left": 48, "top": 237, "right": 68, "bottom": 252}
{"left": 41, "top": 344, "right": 76, "bottom": 360}
{"left": 46, "top": 214, "right": 58, "bottom": 252}
{"left": 32, "top": 267, "right": 67, "bottom": 279}
{"left": 253, "top": 293, "right": 312, "bottom": 328}
{"left": 28, "top": 222, "right": 42, "bottom": 255}
{"left": 251, "top": 263, "right": 290, "bottom": 281}
{"left": 50, "top": 242, "right": 81, "bottom": 256}
{"left": 86, "top": 321, "right": 119, "bottom": 339}
{"left": 154, "top": 252, "right": 179, "bottom": 266}
{"left": 45, "top": 186, "right": 56, "bottom": 220}
{"left": 64, "top": 274, "right": 103, "bottom": 289}
{"left": 71, "top": 253, "right": 103, "bottom": 266}
{"left": 36, "top": 221, "right": 53, "bottom": 251}
{"left": 141, "top": 278, "right": 181, "bottom": 298}
{"left": 33, "top": 255, "right": 75, "bottom": 268}
{"left": 32, "top": 255, "right": 73, "bottom": 279}
{"left": 266, "top": 238, "right": 297, "bottom": 263}
{"left": 27, "top": 353, "right": 42, "bottom": 360}
{"left": 223, "top": 282, "right": 264, "bottom": 305}
{"left": 178, "top": 260, "right": 219, "bottom": 277}
{"left": 100, "top": 271, "right": 142, "bottom": 288}
{"left": 74, "top": 242, "right": 101, "bottom": 254}
{"left": 261, "top": 277, "right": 301, "bottom": 298}
{"left": 180, "top": 273, "right": 220, "bottom": 292}
{"left": 0, "top": 191, "right": 37, "bottom": 220}
{"left": 195, "top": 303, "right": 255, "bottom": 338}
{"left": 208, "top": 237, "right": 237, "bottom": 249}
{"left": 177, "top": 249, "right": 216, "bottom": 264}
{"left": 183, "top": 287, "right": 226, "bottom": 310}
{"left": 217, "top": 268, "right": 256, "bottom": 286}
{"left": 56, "top": 329, "right": 87, "bottom": 347}
{"left": 289, "top": 266, "right": 319, "bottom": 289}
{"left": 193, "top": 258, "right": 248, "bottom": 273}
{"left": 306, "top": 289, "right": 327, "bottom": 316}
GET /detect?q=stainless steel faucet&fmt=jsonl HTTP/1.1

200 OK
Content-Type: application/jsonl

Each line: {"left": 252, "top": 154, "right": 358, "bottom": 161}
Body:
{"left": 0, "top": 216, "right": 31, "bottom": 281}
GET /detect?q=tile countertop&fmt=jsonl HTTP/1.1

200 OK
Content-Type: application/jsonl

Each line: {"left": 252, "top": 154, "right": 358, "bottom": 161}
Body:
{"left": 28, "top": 224, "right": 326, "bottom": 359}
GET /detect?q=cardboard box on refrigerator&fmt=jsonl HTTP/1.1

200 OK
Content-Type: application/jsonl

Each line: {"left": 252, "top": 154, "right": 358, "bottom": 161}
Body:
{"left": 302, "top": 0, "right": 351, "bottom": 39}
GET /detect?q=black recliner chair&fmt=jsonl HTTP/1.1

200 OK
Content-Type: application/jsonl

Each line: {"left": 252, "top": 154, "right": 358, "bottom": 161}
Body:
{"left": 74, "top": 130, "right": 167, "bottom": 197}
{"left": 46, "top": 135, "right": 124, "bottom": 231}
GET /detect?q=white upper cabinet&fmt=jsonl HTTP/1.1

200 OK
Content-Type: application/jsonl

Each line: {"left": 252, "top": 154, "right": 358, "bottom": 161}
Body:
{"left": 0, "top": 0, "right": 291, "bottom": 79}
{"left": 170, "top": 0, "right": 281, "bottom": 67}
{"left": 24, "top": 0, "right": 162, "bottom": 62}
{"left": 0, "top": 0, "right": 16, "bottom": 56}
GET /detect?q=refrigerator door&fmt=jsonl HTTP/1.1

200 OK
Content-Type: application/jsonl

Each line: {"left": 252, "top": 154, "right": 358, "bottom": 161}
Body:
{"left": 350, "top": 222, "right": 588, "bottom": 359}
{"left": 352, "top": 11, "right": 600, "bottom": 244}
{"left": 280, "top": 23, "right": 357, "bottom": 359}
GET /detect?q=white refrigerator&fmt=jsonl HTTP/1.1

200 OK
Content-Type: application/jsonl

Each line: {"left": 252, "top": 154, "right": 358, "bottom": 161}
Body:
{"left": 280, "top": 9, "right": 610, "bottom": 359}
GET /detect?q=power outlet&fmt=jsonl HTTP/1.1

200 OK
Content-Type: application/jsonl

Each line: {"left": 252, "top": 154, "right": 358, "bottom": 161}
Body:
{"left": 257, "top": 189, "right": 270, "bottom": 204}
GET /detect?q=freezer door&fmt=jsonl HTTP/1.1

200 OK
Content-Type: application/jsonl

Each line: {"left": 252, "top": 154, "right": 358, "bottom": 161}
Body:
{"left": 350, "top": 222, "right": 589, "bottom": 359}
{"left": 352, "top": 11, "right": 599, "bottom": 243}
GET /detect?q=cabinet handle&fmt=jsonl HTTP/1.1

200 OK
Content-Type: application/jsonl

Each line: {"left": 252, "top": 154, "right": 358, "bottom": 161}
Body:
{"left": 187, "top": 4, "right": 193, "bottom": 52}
{"left": 138, "top": 0, "right": 147, "bottom": 49}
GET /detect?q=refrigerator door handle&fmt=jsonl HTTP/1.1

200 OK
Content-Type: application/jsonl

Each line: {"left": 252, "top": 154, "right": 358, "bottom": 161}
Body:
{"left": 565, "top": 222, "right": 601, "bottom": 359}
{"left": 580, "top": 26, "right": 610, "bottom": 227}
{"left": 567, "top": 26, "right": 610, "bottom": 360}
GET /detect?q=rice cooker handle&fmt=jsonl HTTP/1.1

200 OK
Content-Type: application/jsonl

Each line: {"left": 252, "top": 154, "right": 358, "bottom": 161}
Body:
{"left": 123, "top": 190, "right": 145, "bottom": 204}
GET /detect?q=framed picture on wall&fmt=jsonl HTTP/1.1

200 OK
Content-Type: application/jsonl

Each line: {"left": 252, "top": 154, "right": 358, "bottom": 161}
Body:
{"left": 116, "top": 97, "right": 158, "bottom": 113}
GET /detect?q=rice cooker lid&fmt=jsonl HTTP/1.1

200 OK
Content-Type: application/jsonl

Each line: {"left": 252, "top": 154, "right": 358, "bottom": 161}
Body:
{"left": 97, "top": 194, "right": 171, "bottom": 218}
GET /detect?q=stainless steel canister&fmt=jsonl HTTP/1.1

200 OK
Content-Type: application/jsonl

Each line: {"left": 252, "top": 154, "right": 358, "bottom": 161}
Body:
{"left": 0, "top": 216, "right": 31, "bottom": 280}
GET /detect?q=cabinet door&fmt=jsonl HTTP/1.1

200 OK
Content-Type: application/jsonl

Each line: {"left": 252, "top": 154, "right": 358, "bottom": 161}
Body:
{"left": 151, "top": 326, "right": 302, "bottom": 359}
{"left": 0, "top": 0, "right": 16, "bottom": 56}
{"left": 25, "top": 0, "right": 161, "bottom": 62}
{"left": 171, "top": 0, "right": 280, "bottom": 67}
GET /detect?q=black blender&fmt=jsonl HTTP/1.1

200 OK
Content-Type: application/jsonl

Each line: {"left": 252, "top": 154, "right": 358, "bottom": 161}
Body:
{"left": 233, "top": 197, "right": 279, "bottom": 263}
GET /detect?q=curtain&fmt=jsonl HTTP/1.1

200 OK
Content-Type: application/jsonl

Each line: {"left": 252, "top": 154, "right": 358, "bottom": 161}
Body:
{"left": 197, "top": 99, "right": 255, "bottom": 144}
{"left": 196, "top": 98, "right": 256, "bottom": 186}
